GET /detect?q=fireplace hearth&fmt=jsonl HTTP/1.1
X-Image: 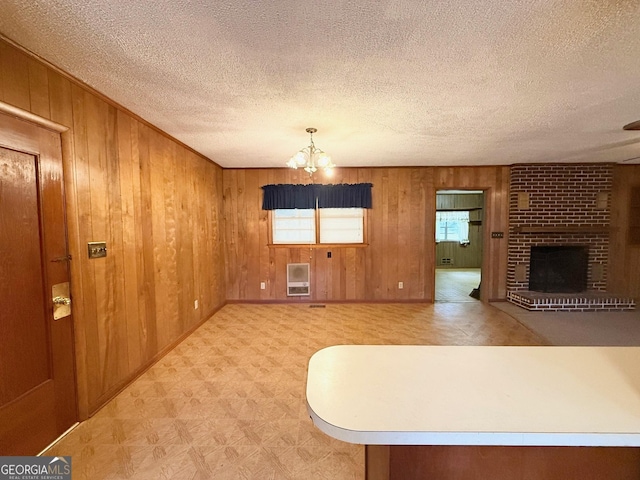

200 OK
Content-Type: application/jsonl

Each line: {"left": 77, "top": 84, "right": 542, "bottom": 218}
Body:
{"left": 529, "top": 246, "right": 588, "bottom": 293}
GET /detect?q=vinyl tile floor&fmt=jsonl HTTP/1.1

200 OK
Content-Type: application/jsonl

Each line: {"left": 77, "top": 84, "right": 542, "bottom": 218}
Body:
{"left": 46, "top": 303, "right": 546, "bottom": 479}
{"left": 435, "top": 268, "right": 481, "bottom": 302}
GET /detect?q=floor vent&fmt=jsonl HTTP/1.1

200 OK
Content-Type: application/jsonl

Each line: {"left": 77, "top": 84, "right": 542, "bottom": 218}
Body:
{"left": 309, "top": 304, "right": 326, "bottom": 308}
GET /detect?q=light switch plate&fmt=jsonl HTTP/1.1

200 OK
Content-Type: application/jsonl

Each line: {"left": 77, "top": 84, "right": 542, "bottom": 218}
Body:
{"left": 88, "top": 241, "right": 107, "bottom": 259}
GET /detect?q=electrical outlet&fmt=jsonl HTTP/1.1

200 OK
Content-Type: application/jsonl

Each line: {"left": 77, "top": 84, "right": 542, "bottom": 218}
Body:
{"left": 194, "top": 300, "right": 199, "bottom": 309}
{"left": 260, "top": 282, "right": 266, "bottom": 290}
{"left": 398, "top": 281, "right": 404, "bottom": 289}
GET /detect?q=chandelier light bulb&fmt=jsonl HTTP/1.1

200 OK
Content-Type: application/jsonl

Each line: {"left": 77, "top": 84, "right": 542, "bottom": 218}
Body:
{"left": 317, "top": 154, "right": 330, "bottom": 168}
{"left": 294, "top": 152, "right": 306, "bottom": 165}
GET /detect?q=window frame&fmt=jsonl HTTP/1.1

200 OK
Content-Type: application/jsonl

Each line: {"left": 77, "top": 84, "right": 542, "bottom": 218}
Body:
{"left": 268, "top": 208, "right": 368, "bottom": 247}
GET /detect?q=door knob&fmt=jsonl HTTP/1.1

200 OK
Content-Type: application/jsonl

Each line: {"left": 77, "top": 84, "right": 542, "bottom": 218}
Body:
{"left": 53, "top": 296, "right": 71, "bottom": 306}
{"left": 52, "top": 282, "right": 72, "bottom": 320}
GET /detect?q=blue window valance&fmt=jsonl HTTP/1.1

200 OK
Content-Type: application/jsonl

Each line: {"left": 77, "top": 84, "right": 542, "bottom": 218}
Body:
{"left": 261, "top": 183, "right": 373, "bottom": 210}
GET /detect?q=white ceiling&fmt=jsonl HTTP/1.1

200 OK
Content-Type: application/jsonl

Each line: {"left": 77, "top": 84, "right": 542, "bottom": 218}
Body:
{"left": 1, "top": 0, "right": 640, "bottom": 168}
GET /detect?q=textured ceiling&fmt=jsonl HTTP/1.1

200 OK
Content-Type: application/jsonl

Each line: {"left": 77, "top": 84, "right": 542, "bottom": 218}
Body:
{"left": 1, "top": 0, "right": 640, "bottom": 168}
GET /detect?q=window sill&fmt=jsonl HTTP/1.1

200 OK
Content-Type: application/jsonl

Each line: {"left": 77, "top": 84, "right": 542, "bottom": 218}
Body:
{"left": 268, "top": 243, "right": 369, "bottom": 248}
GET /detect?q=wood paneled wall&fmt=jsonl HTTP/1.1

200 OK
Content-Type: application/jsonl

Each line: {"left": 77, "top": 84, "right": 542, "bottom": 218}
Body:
{"left": 0, "top": 38, "right": 226, "bottom": 418}
{"left": 223, "top": 166, "right": 511, "bottom": 302}
{"left": 436, "top": 193, "right": 484, "bottom": 210}
{"left": 609, "top": 165, "right": 640, "bottom": 298}
{"left": 436, "top": 231, "right": 483, "bottom": 268}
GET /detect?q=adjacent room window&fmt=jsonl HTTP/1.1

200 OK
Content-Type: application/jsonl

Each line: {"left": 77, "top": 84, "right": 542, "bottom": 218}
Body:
{"left": 272, "top": 208, "right": 365, "bottom": 245}
{"left": 435, "top": 211, "right": 469, "bottom": 242}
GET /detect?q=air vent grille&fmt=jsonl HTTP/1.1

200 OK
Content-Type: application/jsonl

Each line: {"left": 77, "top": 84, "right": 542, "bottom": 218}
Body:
{"left": 287, "top": 263, "right": 310, "bottom": 296}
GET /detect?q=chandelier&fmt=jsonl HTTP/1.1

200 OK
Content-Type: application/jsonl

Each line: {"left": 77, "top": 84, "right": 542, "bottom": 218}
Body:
{"left": 286, "top": 127, "right": 335, "bottom": 175}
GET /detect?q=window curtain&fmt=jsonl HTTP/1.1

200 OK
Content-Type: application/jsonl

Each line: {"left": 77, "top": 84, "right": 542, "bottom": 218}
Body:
{"left": 261, "top": 184, "right": 317, "bottom": 209}
{"left": 438, "top": 211, "right": 469, "bottom": 222}
{"left": 261, "top": 183, "right": 373, "bottom": 210}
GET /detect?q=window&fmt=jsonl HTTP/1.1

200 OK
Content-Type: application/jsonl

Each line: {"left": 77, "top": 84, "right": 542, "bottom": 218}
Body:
{"left": 263, "top": 183, "right": 371, "bottom": 245}
{"left": 320, "top": 208, "right": 364, "bottom": 243}
{"left": 272, "top": 209, "right": 315, "bottom": 244}
{"left": 435, "top": 211, "right": 469, "bottom": 242}
{"left": 272, "top": 208, "right": 365, "bottom": 245}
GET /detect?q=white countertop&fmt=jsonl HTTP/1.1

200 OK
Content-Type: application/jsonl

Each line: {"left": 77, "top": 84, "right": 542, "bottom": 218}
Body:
{"left": 306, "top": 345, "right": 640, "bottom": 446}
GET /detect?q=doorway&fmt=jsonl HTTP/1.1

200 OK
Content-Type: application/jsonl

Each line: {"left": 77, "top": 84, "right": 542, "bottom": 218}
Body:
{"left": 0, "top": 112, "right": 77, "bottom": 454}
{"left": 434, "top": 190, "right": 484, "bottom": 302}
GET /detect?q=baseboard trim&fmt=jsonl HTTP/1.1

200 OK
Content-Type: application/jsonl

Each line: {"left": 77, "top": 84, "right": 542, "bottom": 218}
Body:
{"left": 225, "top": 298, "right": 435, "bottom": 305}
{"left": 38, "top": 422, "right": 80, "bottom": 455}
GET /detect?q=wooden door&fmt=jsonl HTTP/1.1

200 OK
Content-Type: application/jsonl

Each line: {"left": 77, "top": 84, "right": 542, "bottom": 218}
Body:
{"left": 0, "top": 112, "right": 77, "bottom": 454}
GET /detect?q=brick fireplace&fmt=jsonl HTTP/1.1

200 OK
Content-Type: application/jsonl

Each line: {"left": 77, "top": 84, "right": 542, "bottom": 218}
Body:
{"left": 506, "top": 164, "right": 635, "bottom": 311}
